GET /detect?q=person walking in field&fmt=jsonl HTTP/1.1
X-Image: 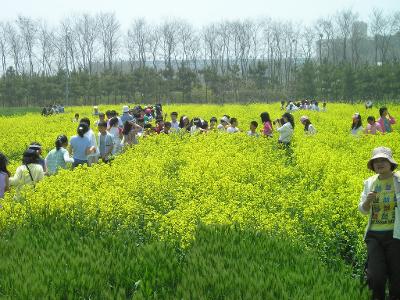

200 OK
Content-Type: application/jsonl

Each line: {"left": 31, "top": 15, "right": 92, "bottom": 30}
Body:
{"left": 170, "top": 112, "right": 180, "bottom": 131}
{"left": 97, "top": 121, "right": 114, "bottom": 163}
{"left": 0, "top": 152, "right": 10, "bottom": 199}
{"left": 45, "top": 135, "right": 74, "bottom": 175}
{"left": 364, "top": 116, "right": 383, "bottom": 135}
{"left": 80, "top": 118, "right": 99, "bottom": 166}
{"left": 247, "top": 121, "right": 260, "bottom": 137}
{"left": 351, "top": 113, "right": 363, "bottom": 135}
{"left": 377, "top": 107, "right": 396, "bottom": 133}
{"left": 260, "top": 112, "right": 273, "bottom": 137}
{"left": 358, "top": 147, "right": 400, "bottom": 300}
{"left": 275, "top": 113, "right": 295, "bottom": 146}
{"left": 9, "top": 149, "right": 45, "bottom": 195}
{"left": 69, "top": 123, "right": 96, "bottom": 168}
{"left": 108, "top": 117, "right": 123, "bottom": 154}
{"left": 300, "top": 116, "right": 317, "bottom": 135}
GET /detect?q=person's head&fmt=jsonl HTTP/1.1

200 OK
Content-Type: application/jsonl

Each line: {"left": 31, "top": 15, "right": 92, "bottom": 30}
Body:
{"left": 323, "top": 102, "right": 327, "bottom": 107}
{"left": 179, "top": 116, "right": 189, "bottom": 128}
{"left": 379, "top": 107, "right": 388, "bottom": 117}
{"left": 0, "top": 152, "right": 10, "bottom": 176}
{"left": 282, "top": 113, "right": 295, "bottom": 128}
{"left": 77, "top": 123, "right": 89, "bottom": 138}
{"left": 110, "top": 110, "right": 118, "bottom": 117}
{"left": 368, "top": 147, "right": 397, "bottom": 174}
{"left": 80, "top": 117, "right": 91, "bottom": 128}
{"left": 164, "top": 121, "right": 171, "bottom": 131}
{"left": 99, "top": 112, "right": 105, "bottom": 121}
{"left": 210, "top": 117, "right": 217, "bottom": 126}
{"left": 171, "top": 112, "right": 178, "bottom": 121}
{"left": 29, "top": 142, "right": 42, "bottom": 155}
{"left": 367, "top": 116, "right": 376, "bottom": 125}
{"left": 260, "top": 112, "right": 271, "bottom": 123}
{"left": 122, "top": 121, "right": 133, "bottom": 135}
{"left": 74, "top": 113, "right": 79, "bottom": 119}
{"left": 97, "top": 121, "right": 108, "bottom": 134}
{"left": 230, "top": 118, "right": 238, "bottom": 127}
{"left": 22, "top": 149, "right": 39, "bottom": 165}
{"left": 250, "top": 121, "right": 258, "bottom": 131}
{"left": 55, "top": 135, "right": 68, "bottom": 151}
{"left": 192, "top": 117, "right": 202, "bottom": 128}
{"left": 109, "top": 117, "right": 119, "bottom": 128}
{"left": 156, "top": 118, "right": 164, "bottom": 127}
{"left": 220, "top": 116, "right": 230, "bottom": 125}
{"left": 105, "top": 110, "right": 112, "bottom": 119}
{"left": 352, "top": 113, "right": 362, "bottom": 129}
{"left": 122, "top": 105, "right": 130, "bottom": 114}
{"left": 300, "top": 116, "right": 311, "bottom": 130}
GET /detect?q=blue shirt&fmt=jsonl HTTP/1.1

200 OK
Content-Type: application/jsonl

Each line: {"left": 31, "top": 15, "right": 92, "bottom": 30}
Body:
{"left": 120, "top": 113, "right": 134, "bottom": 126}
{"left": 70, "top": 135, "right": 91, "bottom": 161}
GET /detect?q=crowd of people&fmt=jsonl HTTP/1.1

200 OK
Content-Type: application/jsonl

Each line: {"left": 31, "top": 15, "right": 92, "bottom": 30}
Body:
{"left": 352, "top": 106, "right": 396, "bottom": 135}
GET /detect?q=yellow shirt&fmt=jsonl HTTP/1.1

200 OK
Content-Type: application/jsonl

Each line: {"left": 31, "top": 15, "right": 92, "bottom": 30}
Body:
{"left": 370, "top": 177, "right": 397, "bottom": 231}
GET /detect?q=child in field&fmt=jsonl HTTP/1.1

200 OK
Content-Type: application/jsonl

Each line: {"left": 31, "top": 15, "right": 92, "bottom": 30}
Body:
{"left": 275, "top": 113, "right": 294, "bottom": 145}
{"left": 209, "top": 117, "right": 218, "bottom": 131}
{"left": 351, "top": 113, "right": 363, "bottom": 135}
{"left": 300, "top": 116, "right": 317, "bottom": 134}
{"left": 72, "top": 113, "right": 79, "bottom": 122}
{"left": 170, "top": 112, "right": 180, "bottom": 131}
{"left": 260, "top": 112, "right": 273, "bottom": 137}
{"left": 0, "top": 152, "right": 10, "bottom": 199}
{"left": 109, "top": 117, "right": 123, "bottom": 154}
{"left": 179, "top": 116, "right": 190, "bottom": 132}
{"left": 358, "top": 147, "right": 400, "bottom": 300}
{"left": 247, "top": 121, "right": 259, "bottom": 137}
{"left": 45, "top": 135, "right": 74, "bottom": 175}
{"left": 226, "top": 118, "right": 239, "bottom": 133}
{"left": 377, "top": 107, "right": 396, "bottom": 133}
{"left": 162, "top": 122, "right": 172, "bottom": 134}
{"left": 69, "top": 123, "right": 95, "bottom": 168}
{"left": 95, "top": 112, "right": 106, "bottom": 127}
{"left": 80, "top": 117, "right": 99, "bottom": 166}
{"left": 29, "top": 142, "right": 47, "bottom": 174}
{"left": 217, "top": 116, "right": 230, "bottom": 131}
{"left": 97, "top": 121, "right": 114, "bottom": 162}
{"left": 364, "top": 116, "right": 383, "bottom": 135}
{"left": 10, "top": 149, "right": 44, "bottom": 192}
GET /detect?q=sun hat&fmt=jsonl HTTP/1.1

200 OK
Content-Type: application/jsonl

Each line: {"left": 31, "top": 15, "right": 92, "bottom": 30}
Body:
{"left": 221, "top": 116, "right": 230, "bottom": 123}
{"left": 367, "top": 146, "right": 398, "bottom": 171}
{"left": 300, "top": 116, "right": 309, "bottom": 123}
{"left": 122, "top": 105, "right": 129, "bottom": 113}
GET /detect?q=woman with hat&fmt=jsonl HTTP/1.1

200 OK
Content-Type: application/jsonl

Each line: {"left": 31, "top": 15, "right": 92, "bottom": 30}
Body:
{"left": 359, "top": 147, "right": 400, "bottom": 299}
{"left": 351, "top": 113, "right": 363, "bottom": 135}
{"left": 9, "top": 149, "right": 45, "bottom": 197}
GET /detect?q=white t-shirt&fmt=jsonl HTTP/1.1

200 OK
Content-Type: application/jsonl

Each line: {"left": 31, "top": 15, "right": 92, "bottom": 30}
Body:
{"left": 227, "top": 126, "right": 239, "bottom": 133}
{"left": 277, "top": 122, "right": 294, "bottom": 143}
{"left": 217, "top": 124, "right": 226, "bottom": 131}
{"left": 306, "top": 124, "right": 317, "bottom": 134}
{"left": 171, "top": 121, "right": 180, "bottom": 131}
{"left": 247, "top": 131, "right": 259, "bottom": 137}
{"left": 85, "top": 129, "right": 100, "bottom": 156}
{"left": 351, "top": 126, "right": 363, "bottom": 136}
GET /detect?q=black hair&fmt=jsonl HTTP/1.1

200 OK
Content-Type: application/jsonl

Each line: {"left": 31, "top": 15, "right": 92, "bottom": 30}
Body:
{"left": 99, "top": 112, "right": 105, "bottom": 117}
{"left": 109, "top": 117, "right": 119, "bottom": 128}
{"left": 282, "top": 113, "right": 295, "bottom": 129}
{"left": 171, "top": 111, "right": 178, "bottom": 116}
{"left": 210, "top": 117, "right": 217, "bottom": 123}
{"left": 29, "top": 142, "right": 42, "bottom": 151}
{"left": 179, "top": 116, "right": 189, "bottom": 129}
{"left": 260, "top": 112, "right": 271, "bottom": 123}
{"left": 74, "top": 113, "right": 79, "bottom": 117}
{"left": 230, "top": 118, "right": 238, "bottom": 125}
{"left": 200, "top": 120, "right": 208, "bottom": 130}
{"left": 97, "top": 121, "right": 108, "bottom": 128}
{"left": 22, "top": 149, "right": 39, "bottom": 165}
{"left": 367, "top": 116, "right": 375, "bottom": 123}
{"left": 55, "top": 135, "right": 68, "bottom": 151}
{"left": 77, "top": 123, "right": 89, "bottom": 138}
{"left": 303, "top": 119, "right": 311, "bottom": 131}
{"left": 80, "top": 117, "right": 91, "bottom": 127}
{"left": 122, "top": 121, "right": 133, "bottom": 135}
{"left": 379, "top": 107, "right": 387, "bottom": 117}
{"left": 352, "top": 114, "right": 362, "bottom": 130}
{"left": 144, "top": 123, "right": 153, "bottom": 129}
{"left": 164, "top": 121, "right": 172, "bottom": 128}
{"left": 0, "top": 152, "right": 10, "bottom": 176}
{"left": 250, "top": 121, "right": 258, "bottom": 128}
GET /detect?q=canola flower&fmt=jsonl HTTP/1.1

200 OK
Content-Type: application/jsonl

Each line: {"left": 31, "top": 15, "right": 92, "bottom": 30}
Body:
{"left": 1, "top": 102, "right": 399, "bottom": 273}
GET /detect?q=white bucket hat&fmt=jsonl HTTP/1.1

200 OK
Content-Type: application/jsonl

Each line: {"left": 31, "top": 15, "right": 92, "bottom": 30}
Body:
{"left": 122, "top": 105, "right": 129, "bottom": 113}
{"left": 367, "top": 147, "right": 398, "bottom": 171}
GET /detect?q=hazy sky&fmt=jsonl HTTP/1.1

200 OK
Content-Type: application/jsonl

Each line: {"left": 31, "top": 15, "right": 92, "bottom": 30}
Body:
{"left": 1, "top": 0, "right": 398, "bottom": 29}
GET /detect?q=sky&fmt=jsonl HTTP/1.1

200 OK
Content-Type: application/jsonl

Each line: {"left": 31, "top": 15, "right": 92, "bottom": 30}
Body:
{"left": 1, "top": 0, "right": 398, "bottom": 29}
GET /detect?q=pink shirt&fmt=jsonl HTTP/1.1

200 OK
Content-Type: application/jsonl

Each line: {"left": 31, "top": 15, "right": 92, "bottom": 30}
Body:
{"left": 263, "top": 121, "right": 273, "bottom": 136}
{"left": 364, "top": 122, "right": 383, "bottom": 135}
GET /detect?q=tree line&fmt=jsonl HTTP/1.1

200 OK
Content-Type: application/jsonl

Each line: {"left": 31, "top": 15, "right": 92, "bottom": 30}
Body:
{"left": 0, "top": 8, "right": 399, "bottom": 106}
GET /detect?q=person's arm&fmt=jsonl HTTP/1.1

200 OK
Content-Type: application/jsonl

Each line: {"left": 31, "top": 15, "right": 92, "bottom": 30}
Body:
{"left": 63, "top": 150, "right": 74, "bottom": 163}
{"left": 358, "top": 178, "right": 374, "bottom": 215}
{"left": 389, "top": 114, "right": 396, "bottom": 124}
{"left": 376, "top": 123, "right": 383, "bottom": 133}
{"left": 85, "top": 146, "right": 96, "bottom": 155}
{"left": 9, "top": 167, "right": 22, "bottom": 186}
{"left": 4, "top": 174, "right": 9, "bottom": 192}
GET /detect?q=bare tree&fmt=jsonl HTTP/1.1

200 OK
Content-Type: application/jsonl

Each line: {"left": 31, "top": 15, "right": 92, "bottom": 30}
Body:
{"left": 5, "top": 22, "right": 23, "bottom": 74}
{"left": 38, "top": 20, "right": 55, "bottom": 75}
{"left": 75, "top": 14, "right": 98, "bottom": 74}
{"left": 336, "top": 9, "right": 357, "bottom": 63}
{"left": 99, "top": 12, "right": 120, "bottom": 71}
{"left": 0, "top": 22, "right": 8, "bottom": 74}
{"left": 17, "top": 16, "right": 37, "bottom": 76}
{"left": 160, "top": 20, "right": 179, "bottom": 72}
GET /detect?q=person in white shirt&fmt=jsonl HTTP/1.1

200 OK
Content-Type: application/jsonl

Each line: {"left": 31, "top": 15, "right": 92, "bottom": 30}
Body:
{"left": 286, "top": 102, "right": 299, "bottom": 112}
{"left": 170, "top": 112, "right": 180, "bottom": 131}
{"left": 300, "top": 116, "right": 317, "bottom": 135}
{"left": 226, "top": 118, "right": 240, "bottom": 133}
{"left": 80, "top": 117, "right": 99, "bottom": 166}
{"left": 247, "top": 121, "right": 260, "bottom": 137}
{"left": 351, "top": 113, "right": 363, "bottom": 136}
{"left": 275, "top": 113, "right": 294, "bottom": 145}
{"left": 217, "top": 116, "right": 230, "bottom": 131}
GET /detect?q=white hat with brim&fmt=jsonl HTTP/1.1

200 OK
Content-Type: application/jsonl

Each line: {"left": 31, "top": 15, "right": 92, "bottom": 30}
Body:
{"left": 221, "top": 116, "right": 230, "bottom": 123}
{"left": 367, "top": 147, "right": 398, "bottom": 171}
{"left": 122, "top": 105, "right": 129, "bottom": 113}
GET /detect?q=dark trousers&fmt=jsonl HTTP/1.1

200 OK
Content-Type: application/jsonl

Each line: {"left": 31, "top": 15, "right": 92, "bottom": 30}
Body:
{"left": 366, "top": 231, "right": 400, "bottom": 300}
